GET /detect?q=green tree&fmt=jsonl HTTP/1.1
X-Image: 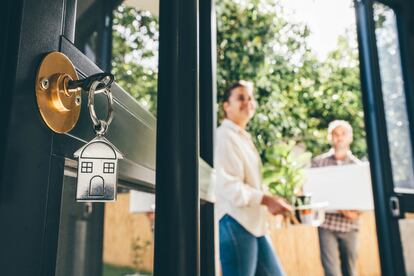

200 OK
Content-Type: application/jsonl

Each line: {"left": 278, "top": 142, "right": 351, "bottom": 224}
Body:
{"left": 216, "top": 0, "right": 317, "bottom": 156}
{"left": 112, "top": 5, "right": 159, "bottom": 115}
{"left": 112, "top": 1, "right": 367, "bottom": 162}
{"left": 262, "top": 141, "right": 312, "bottom": 202}
{"left": 111, "top": 0, "right": 367, "bottom": 201}
{"left": 304, "top": 32, "right": 366, "bottom": 157}
{"left": 216, "top": 0, "right": 366, "bottom": 160}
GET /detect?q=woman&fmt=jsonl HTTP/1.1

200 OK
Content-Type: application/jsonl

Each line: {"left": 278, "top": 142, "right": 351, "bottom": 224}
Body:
{"left": 215, "top": 81, "right": 291, "bottom": 276}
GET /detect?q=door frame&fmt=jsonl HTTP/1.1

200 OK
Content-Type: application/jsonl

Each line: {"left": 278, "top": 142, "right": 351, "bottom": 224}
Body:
{"left": 0, "top": 0, "right": 216, "bottom": 275}
{"left": 355, "top": 0, "right": 414, "bottom": 274}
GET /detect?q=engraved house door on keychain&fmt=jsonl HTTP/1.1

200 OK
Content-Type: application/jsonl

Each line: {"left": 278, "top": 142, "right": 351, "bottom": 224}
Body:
{"left": 74, "top": 137, "right": 122, "bottom": 201}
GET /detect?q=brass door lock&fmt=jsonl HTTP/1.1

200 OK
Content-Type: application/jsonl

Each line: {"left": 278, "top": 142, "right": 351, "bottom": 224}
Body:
{"left": 35, "top": 52, "right": 81, "bottom": 133}
{"left": 35, "top": 52, "right": 114, "bottom": 133}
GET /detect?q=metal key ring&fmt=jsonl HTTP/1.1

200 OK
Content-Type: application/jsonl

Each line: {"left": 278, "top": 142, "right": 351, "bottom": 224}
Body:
{"left": 88, "top": 78, "right": 114, "bottom": 136}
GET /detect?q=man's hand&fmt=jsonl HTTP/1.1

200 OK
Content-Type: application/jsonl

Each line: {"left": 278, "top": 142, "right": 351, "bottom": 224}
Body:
{"left": 339, "top": 210, "right": 360, "bottom": 220}
{"left": 261, "top": 195, "right": 292, "bottom": 215}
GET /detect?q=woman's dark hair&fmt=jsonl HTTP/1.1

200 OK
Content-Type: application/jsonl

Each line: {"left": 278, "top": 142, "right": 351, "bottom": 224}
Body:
{"left": 222, "top": 80, "right": 254, "bottom": 103}
{"left": 221, "top": 80, "right": 254, "bottom": 118}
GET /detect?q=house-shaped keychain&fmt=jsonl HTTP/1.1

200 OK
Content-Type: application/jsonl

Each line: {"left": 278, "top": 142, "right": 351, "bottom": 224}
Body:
{"left": 74, "top": 136, "right": 123, "bottom": 202}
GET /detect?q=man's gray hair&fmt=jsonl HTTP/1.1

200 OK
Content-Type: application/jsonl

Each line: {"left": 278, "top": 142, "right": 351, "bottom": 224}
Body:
{"left": 327, "top": 120, "right": 353, "bottom": 143}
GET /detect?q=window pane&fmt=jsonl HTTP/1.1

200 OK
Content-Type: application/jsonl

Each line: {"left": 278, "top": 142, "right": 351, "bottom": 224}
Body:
{"left": 74, "top": 0, "right": 159, "bottom": 115}
{"left": 373, "top": 2, "right": 414, "bottom": 191}
{"left": 112, "top": 3, "right": 159, "bottom": 115}
{"left": 55, "top": 175, "right": 155, "bottom": 276}
{"left": 75, "top": 0, "right": 106, "bottom": 68}
{"left": 55, "top": 176, "right": 104, "bottom": 276}
{"left": 103, "top": 190, "right": 155, "bottom": 275}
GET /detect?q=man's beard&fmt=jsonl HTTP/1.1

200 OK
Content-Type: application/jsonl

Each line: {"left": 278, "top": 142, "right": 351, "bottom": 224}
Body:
{"left": 334, "top": 144, "right": 349, "bottom": 151}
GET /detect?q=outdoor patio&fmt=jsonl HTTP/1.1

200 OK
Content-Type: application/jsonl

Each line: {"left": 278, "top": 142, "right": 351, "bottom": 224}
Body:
{"left": 102, "top": 193, "right": 381, "bottom": 276}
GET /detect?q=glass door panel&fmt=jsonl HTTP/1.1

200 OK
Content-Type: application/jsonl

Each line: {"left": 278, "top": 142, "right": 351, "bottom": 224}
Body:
{"left": 55, "top": 0, "right": 159, "bottom": 275}
{"left": 373, "top": 2, "right": 414, "bottom": 192}
{"left": 55, "top": 175, "right": 105, "bottom": 276}
{"left": 75, "top": 0, "right": 109, "bottom": 69}
{"left": 103, "top": 190, "right": 155, "bottom": 276}
{"left": 356, "top": 0, "right": 414, "bottom": 274}
{"left": 112, "top": 2, "right": 159, "bottom": 115}
{"left": 55, "top": 175, "right": 155, "bottom": 276}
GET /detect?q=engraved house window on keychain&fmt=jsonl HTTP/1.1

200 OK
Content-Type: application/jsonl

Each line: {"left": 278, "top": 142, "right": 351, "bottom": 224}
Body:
{"left": 74, "top": 74, "right": 123, "bottom": 202}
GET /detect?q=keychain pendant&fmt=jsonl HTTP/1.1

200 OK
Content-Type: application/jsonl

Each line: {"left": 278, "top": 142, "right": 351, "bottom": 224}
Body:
{"left": 72, "top": 75, "right": 122, "bottom": 202}
{"left": 74, "top": 136, "right": 123, "bottom": 202}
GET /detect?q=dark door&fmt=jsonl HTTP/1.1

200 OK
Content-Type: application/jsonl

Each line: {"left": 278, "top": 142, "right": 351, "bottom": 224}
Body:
{"left": 1, "top": 0, "right": 159, "bottom": 275}
{"left": 0, "top": 0, "right": 214, "bottom": 276}
{"left": 355, "top": 0, "right": 414, "bottom": 274}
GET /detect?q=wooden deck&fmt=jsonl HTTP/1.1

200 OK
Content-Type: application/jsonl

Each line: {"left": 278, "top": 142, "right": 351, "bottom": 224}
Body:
{"left": 270, "top": 212, "right": 381, "bottom": 276}
{"left": 103, "top": 193, "right": 381, "bottom": 275}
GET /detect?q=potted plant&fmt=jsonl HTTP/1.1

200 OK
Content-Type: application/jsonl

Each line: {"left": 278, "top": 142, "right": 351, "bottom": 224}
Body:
{"left": 262, "top": 141, "right": 311, "bottom": 225}
{"left": 126, "top": 236, "right": 152, "bottom": 276}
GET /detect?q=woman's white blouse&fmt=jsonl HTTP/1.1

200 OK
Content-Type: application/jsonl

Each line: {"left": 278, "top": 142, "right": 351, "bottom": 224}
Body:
{"left": 215, "top": 119, "right": 268, "bottom": 237}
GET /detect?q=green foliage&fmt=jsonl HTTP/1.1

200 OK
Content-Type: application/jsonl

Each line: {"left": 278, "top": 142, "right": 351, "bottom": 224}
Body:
{"left": 216, "top": 0, "right": 277, "bottom": 84}
{"left": 111, "top": 1, "right": 367, "bottom": 182}
{"left": 131, "top": 236, "right": 151, "bottom": 273}
{"left": 305, "top": 34, "right": 366, "bottom": 157}
{"left": 216, "top": 0, "right": 366, "bottom": 161}
{"left": 112, "top": 5, "right": 158, "bottom": 115}
{"left": 262, "top": 141, "right": 311, "bottom": 203}
{"left": 102, "top": 263, "right": 136, "bottom": 276}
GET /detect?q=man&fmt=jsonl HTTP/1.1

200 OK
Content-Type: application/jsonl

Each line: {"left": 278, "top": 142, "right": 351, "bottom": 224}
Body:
{"left": 312, "top": 120, "right": 361, "bottom": 276}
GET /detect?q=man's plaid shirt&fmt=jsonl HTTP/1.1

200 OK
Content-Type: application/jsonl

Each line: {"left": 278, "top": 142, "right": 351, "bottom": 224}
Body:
{"left": 311, "top": 150, "right": 361, "bottom": 232}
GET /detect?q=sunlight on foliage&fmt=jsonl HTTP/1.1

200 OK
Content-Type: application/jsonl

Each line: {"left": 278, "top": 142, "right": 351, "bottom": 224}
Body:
{"left": 112, "top": 0, "right": 367, "bottom": 170}
{"left": 216, "top": 0, "right": 366, "bottom": 161}
{"left": 262, "top": 141, "right": 312, "bottom": 202}
{"left": 112, "top": 5, "right": 158, "bottom": 115}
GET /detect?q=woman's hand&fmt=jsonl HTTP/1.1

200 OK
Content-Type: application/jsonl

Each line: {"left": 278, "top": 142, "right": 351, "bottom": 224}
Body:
{"left": 261, "top": 195, "right": 292, "bottom": 215}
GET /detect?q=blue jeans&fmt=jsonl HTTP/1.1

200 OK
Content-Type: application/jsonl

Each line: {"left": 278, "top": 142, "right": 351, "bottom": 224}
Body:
{"left": 219, "top": 215, "right": 285, "bottom": 276}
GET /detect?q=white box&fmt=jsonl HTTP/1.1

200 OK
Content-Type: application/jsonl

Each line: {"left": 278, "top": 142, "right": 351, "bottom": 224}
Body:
{"left": 129, "top": 190, "right": 155, "bottom": 213}
{"left": 303, "top": 162, "right": 374, "bottom": 210}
